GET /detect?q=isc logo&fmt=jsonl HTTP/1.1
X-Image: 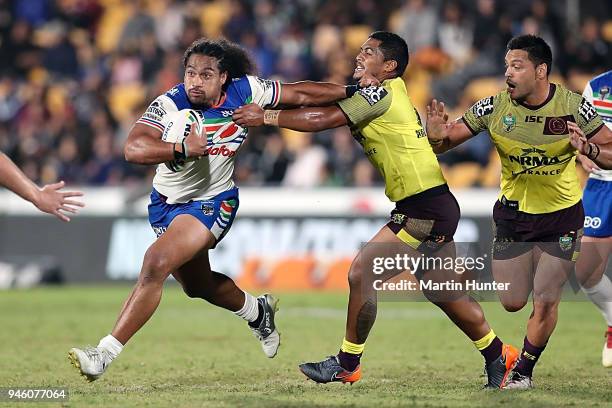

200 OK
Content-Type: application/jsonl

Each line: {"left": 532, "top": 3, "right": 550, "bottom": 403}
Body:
{"left": 525, "top": 115, "right": 543, "bottom": 123}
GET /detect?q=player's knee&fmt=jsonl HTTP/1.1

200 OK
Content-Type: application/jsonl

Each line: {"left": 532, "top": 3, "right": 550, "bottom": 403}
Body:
{"left": 532, "top": 300, "right": 558, "bottom": 317}
{"left": 348, "top": 262, "right": 364, "bottom": 288}
{"left": 140, "top": 250, "right": 173, "bottom": 283}
{"left": 500, "top": 298, "right": 528, "bottom": 312}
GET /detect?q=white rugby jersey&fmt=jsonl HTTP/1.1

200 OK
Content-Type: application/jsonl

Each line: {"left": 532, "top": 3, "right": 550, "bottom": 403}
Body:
{"left": 136, "top": 76, "right": 281, "bottom": 203}
{"left": 583, "top": 71, "right": 612, "bottom": 181}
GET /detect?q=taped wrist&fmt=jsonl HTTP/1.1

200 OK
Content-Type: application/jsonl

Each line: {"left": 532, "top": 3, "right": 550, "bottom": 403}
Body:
{"left": 263, "top": 110, "right": 280, "bottom": 126}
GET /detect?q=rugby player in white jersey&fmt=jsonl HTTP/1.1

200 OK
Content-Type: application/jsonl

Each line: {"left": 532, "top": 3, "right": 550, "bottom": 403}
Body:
{"left": 575, "top": 70, "right": 612, "bottom": 367}
{"left": 68, "top": 38, "right": 368, "bottom": 381}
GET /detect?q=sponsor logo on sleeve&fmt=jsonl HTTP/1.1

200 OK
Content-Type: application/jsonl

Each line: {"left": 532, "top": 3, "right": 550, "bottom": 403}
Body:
{"left": 143, "top": 100, "right": 167, "bottom": 122}
{"left": 358, "top": 86, "right": 388, "bottom": 106}
{"left": 472, "top": 96, "right": 494, "bottom": 118}
{"left": 578, "top": 98, "right": 598, "bottom": 122}
{"left": 255, "top": 77, "right": 275, "bottom": 92}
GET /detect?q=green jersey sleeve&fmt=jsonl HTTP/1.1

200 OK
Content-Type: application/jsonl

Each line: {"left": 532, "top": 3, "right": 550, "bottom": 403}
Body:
{"left": 462, "top": 95, "right": 496, "bottom": 135}
{"left": 571, "top": 93, "right": 605, "bottom": 139}
{"left": 337, "top": 86, "right": 392, "bottom": 125}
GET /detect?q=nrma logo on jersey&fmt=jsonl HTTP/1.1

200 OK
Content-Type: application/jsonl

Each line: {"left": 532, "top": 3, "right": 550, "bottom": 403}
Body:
{"left": 509, "top": 147, "right": 572, "bottom": 175}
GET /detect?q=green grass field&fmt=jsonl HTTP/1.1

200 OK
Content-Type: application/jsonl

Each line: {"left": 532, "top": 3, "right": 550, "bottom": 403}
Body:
{"left": 1, "top": 285, "right": 611, "bottom": 407}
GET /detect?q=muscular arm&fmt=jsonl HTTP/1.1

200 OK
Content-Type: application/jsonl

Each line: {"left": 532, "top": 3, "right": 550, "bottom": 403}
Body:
{"left": 279, "top": 82, "right": 349, "bottom": 107}
{"left": 233, "top": 103, "right": 348, "bottom": 131}
{"left": 0, "top": 152, "right": 44, "bottom": 204}
{"left": 0, "top": 153, "right": 84, "bottom": 221}
{"left": 124, "top": 124, "right": 174, "bottom": 164}
{"left": 276, "top": 106, "right": 348, "bottom": 131}
{"left": 585, "top": 125, "right": 612, "bottom": 170}
{"left": 426, "top": 100, "right": 476, "bottom": 153}
{"left": 125, "top": 121, "right": 211, "bottom": 165}
{"left": 278, "top": 74, "right": 379, "bottom": 107}
{"left": 430, "top": 119, "right": 477, "bottom": 154}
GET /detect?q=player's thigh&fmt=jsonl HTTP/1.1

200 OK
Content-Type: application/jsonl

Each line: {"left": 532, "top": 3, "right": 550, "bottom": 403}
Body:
{"left": 173, "top": 250, "right": 213, "bottom": 292}
{"left": 491, "top": 212, "right": 536, "bottom": 308}
{"left": 576, "top": 235, "right": 612, "bottom": 287}
{"left": 144, "top": 214, "right": 216, "bottom": 276}
{"left": 492, "top": 251, "right": 534, "bottom": 309}
{"left": 351, "top": 225, "right": 422, "bottom": 286}
{"left": 532, "top": 250, "right": 573, "bottom": 304}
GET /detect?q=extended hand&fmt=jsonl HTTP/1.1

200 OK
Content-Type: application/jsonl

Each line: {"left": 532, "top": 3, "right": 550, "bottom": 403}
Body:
{"left": 576, "top": 154, "right": 601, "bottom": 173}
{"left": 568, "top": 121, "right": 590, "bottom": 155}
{"left": 233, "top": 104, "right": 265, "bottom": 127}
{"left": 34, "top": 181, "right": 84, "bottom": 222}
{"left": 426, "top": 99, "right": 449, "bottom": 144}
{"left": 358, "top": 73, "right": 380, "bottom": 88}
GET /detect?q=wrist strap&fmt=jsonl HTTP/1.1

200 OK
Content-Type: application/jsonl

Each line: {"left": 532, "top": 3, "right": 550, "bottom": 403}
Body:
{"left": 263, "top": 110, "right": 280, "bottom": 126}
{"left": 346, "top": 84, "right": 360, "bottom": 98}
{"left": 587, "top": 143, "right": 600, "bottom": 160}
{"left": 429, "top": 138, "right": 443, "bottom": 147}
{"left": 174, "top": 142, "right": 187, "bottom": 161}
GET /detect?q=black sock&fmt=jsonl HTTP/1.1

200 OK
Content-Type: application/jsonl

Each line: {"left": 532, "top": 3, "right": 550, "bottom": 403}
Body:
{"left": 338, "top": 350, "right": 361, "bottom": 371}
{"left": 480, "top": 336, "right": 503, "bottom": 366}
{"left": 514, "top": 337, "right": 546, "bottom": 377}
{"left": 248, "top": 302, "right": 264, "bottom": 328}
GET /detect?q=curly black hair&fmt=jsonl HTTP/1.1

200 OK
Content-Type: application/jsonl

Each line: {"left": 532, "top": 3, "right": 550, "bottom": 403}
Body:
{"left": 183, "top": 38, "right": 256, "bottom": 89}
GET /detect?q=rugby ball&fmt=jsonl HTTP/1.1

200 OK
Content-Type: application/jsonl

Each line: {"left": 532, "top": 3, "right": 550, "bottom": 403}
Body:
{"left": 161, "top": 109, "right": 205, "bottom": 172}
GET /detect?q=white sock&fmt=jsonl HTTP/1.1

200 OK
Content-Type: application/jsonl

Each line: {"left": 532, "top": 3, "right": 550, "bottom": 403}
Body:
{"left": 234, "top": 292, "right": 259, "bottom": 323}
{"left": 582, "top": 275, "right": 612, "bottom": 326}
{"left": 98, "top": 334, "right": 124, "bottom": 359}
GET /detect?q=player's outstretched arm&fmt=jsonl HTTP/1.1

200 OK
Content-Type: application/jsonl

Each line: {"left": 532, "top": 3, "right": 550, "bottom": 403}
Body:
{"left": 233, "top": 104, "right": 347, "bottom": 131}
{"left": 0, "top": 153, "right": 84, "bottom": 222}
{"left": 568, "top": 121, "right": 612, "bottom": 170}
{"left": 426, "top": 99, "right": 475, "bottom": 153}
{"left": 278, "top": 74, "right": 380, "bottom": 107}
{"left": 124, "top": 123, "right": 207, "bottom": 165}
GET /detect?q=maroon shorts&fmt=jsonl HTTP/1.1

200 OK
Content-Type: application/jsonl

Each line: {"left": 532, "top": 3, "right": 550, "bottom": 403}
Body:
{"left": 492, "top": 198, "right": 584, "bottom": 261}
{"left": 386, "top": 184, "right": 460, "bottom": 254}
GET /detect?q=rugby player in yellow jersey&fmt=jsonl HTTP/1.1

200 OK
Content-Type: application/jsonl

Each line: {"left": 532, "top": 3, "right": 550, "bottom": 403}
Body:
{"left": 233, "top": 31, "right": 518, "bottom": 388}
{"left": 426, "top": 34, "right": 612, "bottom": 389}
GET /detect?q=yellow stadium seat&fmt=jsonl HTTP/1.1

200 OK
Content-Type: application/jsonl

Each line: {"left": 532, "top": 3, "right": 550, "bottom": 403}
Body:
{"left": 344, "top": 25, "right": 373, "bottom": 55}
{"left": 443, "top": 162, "right": 482, "bottom": 189}
{"left": 602, "top": 20, "right": 612, "bottom": 42}
{"left": 108, "top": 83, "right": 146, "bottom": 122}
{"left": 201, "top": 0, "right": 232, "bottom": 39}
{"left": 96, "top": 3, "right": 131, "bottom": 53}
{"left": 463, "top": 77, "right": 505, "bottom": 103}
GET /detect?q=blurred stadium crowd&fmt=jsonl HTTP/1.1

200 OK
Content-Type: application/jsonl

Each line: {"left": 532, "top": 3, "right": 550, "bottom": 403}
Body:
{"left": 0, "top": 0, "right": 610, "bottom": 189}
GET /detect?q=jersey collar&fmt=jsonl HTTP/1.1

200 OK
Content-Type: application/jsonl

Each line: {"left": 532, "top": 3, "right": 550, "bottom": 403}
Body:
{"left": 519, "top": 83, "right": 556, "bottom": 110}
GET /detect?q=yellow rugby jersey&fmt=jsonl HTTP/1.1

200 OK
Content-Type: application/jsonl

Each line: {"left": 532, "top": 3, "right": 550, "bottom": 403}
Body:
{"left": 338, "top": 77, "right": 446, "bottom": 202}
{"left": 463, "top": 83, "right": 605, "bottom": 214}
